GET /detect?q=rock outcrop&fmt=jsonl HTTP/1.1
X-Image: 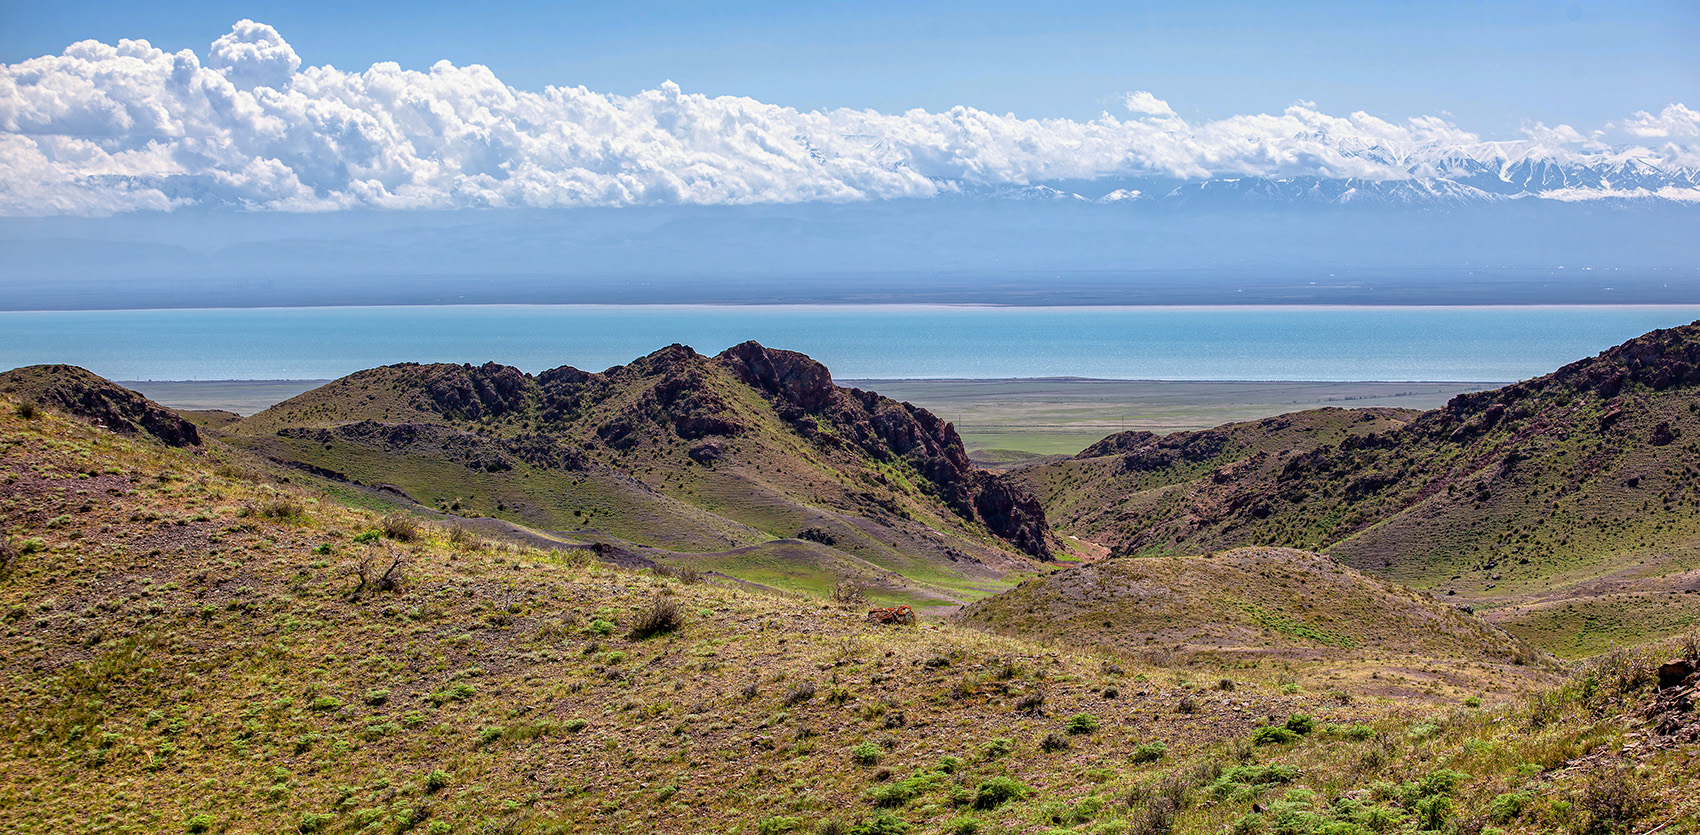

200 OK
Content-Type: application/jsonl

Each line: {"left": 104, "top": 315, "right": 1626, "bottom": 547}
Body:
{"left": 0, "top": 365, "right": 200, "bottom": 447}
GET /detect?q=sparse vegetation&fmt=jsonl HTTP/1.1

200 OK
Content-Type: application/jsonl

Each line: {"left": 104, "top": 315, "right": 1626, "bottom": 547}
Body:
{"left": 627, "top": 594, "right": 683, "bottom": 639}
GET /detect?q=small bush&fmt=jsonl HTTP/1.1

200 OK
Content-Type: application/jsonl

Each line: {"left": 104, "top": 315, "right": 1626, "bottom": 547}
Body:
{"left": 1574, "top": 768, "right": 1651, "bottom": 835}
{"left": 1067, "top": 712, "right": 1100, "bottom": 735}
{"left": 423, "top": 770, "right": 451, "bottom": 793}
{"left": 0, "top": 538, "right": 16, "bottom": 574}
{"left": 784, "top": 681, "right": 818, "bottom": 706}
{"left": 1040, "top": 731, "right": 1071, "bottom": 752}
{"left": 945, "top": 816, "right": 979, "bottom": 835}
{"left": 1252, "top": 725, "right": 1299, "bottom": 745}
{"left": 1218, "top": 678, "right": 1236, "bottom": 691}
{"left": 380, "top": 513, "right": 419, "bottom": 542}
{"left": 14, "top": 401, "right": 37, "bottom": 419}
{"left": 831, "top": 580, "right": 868, "bottom": 608}
{"left": 1131, "top": 742, "right": 1168, "bottom": 763}
{"left": 849, "top": 812, "right": 911, "bottom": 835}
{"left": 186, "top": 813, "right": 215, "bottom": 833}
{"left": 1013, "top": 690, "right": 1046, "bottom": 714}
{"left": 298, "top": 811, "right": 335, "bottom": 833}
{"left": 980, "top": 737, "right": 1013, "bottom": 760}
{"left": 1176, "top": 694, "right": 1199, "bottom": 714}
{"left": 628, "top": 596, "right": 683, "bottom": 639}
{"left": 427, "top": 682, "right": 476, "bottom": 706}
{"left": 851, "top": 742, "right": 881, "bottom": 765}
{"left": 1284, "top": 714, "right": 1315, "bottom": 735}
{"left": 18, "top": 538, "right": 45, "bottom": 555}
{"left": 308, "top": 696, "right": 343, "bottom": 712}
{"left": 363, "top": 688, "right": 390, "bottom": 705}
{"left": 972, "top": 776, "right": 1031, "bottom": 810}
{"left": 759, "top": 816, "right": 804, "bottom": 835}
{"left": 353, "top": 530, "right": 382, "bottom": 545}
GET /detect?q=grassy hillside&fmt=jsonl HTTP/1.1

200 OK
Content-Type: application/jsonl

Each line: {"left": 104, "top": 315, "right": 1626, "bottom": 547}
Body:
{"left": 957, "top": 547, "right": 1559, "bottom": 701}
{"left": 1018, "top": 322, "right": 1700, "bottom": 655}
{"left": 5, "top": 384, "right": 1700, "bottom": 835}
{"left": 213, "top": 343, "right": 1062, "bottom": 605}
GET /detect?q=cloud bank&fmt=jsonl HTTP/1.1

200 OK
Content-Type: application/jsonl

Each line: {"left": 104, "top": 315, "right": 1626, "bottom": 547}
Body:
{"left": 1, "top": 21, "right": 1696, "bottom": 216}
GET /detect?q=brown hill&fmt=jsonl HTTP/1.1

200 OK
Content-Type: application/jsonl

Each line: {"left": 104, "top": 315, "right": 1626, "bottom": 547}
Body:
{"left": 0, "top": 364, "right": 200, "bottom": 447}
{"left": 218, "top": 342, "right": 1052, "bottom": 605}
{"left": 1017, "top": 321, "right": 1700, "bottom": 654}
{"left": 957, "top": 546, "right": 1558, "bottom": 698}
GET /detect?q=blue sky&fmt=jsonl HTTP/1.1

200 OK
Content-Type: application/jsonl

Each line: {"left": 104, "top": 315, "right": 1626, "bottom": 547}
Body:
{"left": 2, "top": 0, "right": 1695, "bottom": 132}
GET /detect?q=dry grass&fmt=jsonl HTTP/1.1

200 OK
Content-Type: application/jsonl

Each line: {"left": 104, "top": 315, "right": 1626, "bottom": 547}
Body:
{"left": 1, "top": 398, "right": 1696, "bottom": 835}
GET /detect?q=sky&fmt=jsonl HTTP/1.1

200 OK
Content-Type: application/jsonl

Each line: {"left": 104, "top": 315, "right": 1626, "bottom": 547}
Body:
{"left": 3, "top": 1, "right": 1696, "bottom": 131}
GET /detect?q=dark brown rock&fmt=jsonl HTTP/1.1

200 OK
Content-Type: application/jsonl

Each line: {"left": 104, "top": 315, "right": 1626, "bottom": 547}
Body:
{"left": 1658, "top": 659, "right": 1696, "bottom": 689}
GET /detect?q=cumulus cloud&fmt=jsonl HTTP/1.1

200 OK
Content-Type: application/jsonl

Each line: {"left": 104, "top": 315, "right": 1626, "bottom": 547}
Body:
{"left": 1614, "top": 103, "right": 1700, "bottom": 138}
{"left": 1122, "top": 91, "right": 1176, "bottom": 117}
{"left": 0, "top": 22, "right": 1695, "bottom": 216}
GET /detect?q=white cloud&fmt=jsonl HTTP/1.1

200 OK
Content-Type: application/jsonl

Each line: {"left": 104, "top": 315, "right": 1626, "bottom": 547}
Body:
{"left": 1614, "top": 103, "right": 1700, "bottom": 138}
{"left": 0, "top": 22, "right": 1694, "bottom": 216}
{"left": 1122, "top": 91, "right": 1176, "bottom": 117}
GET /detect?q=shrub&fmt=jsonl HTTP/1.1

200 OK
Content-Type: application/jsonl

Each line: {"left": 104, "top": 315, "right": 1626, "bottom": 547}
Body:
{"left": 1410, "top": 795, "right": 1454, "bottom": 831}
{"left": 851, "top": 742, "right": 881, "bottom": 765}
{"left": 1252, "top": 725, "right": 1299, "bottom": 745}
{"left": 186, "top": 814, "right": 215, "bottom": 833}
{"left": 380, "top": 513, "right": 419, "bottom": 542}
{"left": 564, "top": 718, "right": 587, "bottom": 732}
{"left": 935, "top": 755, "right": 963, "bottom": 774}
{"left": 1040, "top": 731, "right": 1071, "bottom": 752}
{"left": 1131, "top": 742, "right": 1168, "bottom": 763}
{"left": 1013, "top": 690, "right": 1046, "bottom": 713}
{"left": 298, "top": 811, "right": 335, "bottom": 833}
{"left": 308, "top": 696, "right": 343, "bottom": 712}
{"left": 759, "top": 816, "right": 804, "bottom": 835}
{"left": 979, "top": 737, "right": 1013, "bottom": 760}
{"left": 627, "top": 596, "right": 682, "bottom": 639}
{"left": 14, "top": 401, "right": 37, "bottom": 419}
{"left": 1176, "top": 694, "right": 1199, "bottom": 714}
{"left": 427, "top": 683, "right": 476, "bottom": 706}
{"left": 363, "top": 688, "right": 390, "bottom": 705}
{"left": 784, "top": 681, "right": 818, "bottom": 706}
{"left": 831, "top": 580, "right": 868, "bottom": 608}
{"left": 1283, "top": 714, "right": 1315, "bottom": 735}
{"left": 0, "top": 538, "right": 16, "bottom": 575}
{"left": 423, "top": 770, "right": 451, "bottom": 792}
{"left": 1066, "top": 713, "right": 1100, "bottom": 735}
{"left": 18, "top": 538, "right": 45, "bottom": 555}
{"left": 353, "top": 530, "right": 382, "bottom": 544}
{"left": 865, "top": 772, "right": 940, "bottom": 808}
{"left": 1483, "top": 791, "right": 1532, "bottom": 824}
{"left": 945, "top": 816, "right": 980, "bottom": 835}
{"left": 1574, "top": 768, "right": 1651, "bottom": 835}
{"left": 849, "top": 812, "right": 911, "bottom": 835}
{"left": 972, "top": 776, "right": 1031, "bottom": 810}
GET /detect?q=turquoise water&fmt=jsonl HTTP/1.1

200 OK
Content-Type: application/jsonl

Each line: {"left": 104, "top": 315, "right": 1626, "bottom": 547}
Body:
{"left": 2, "top": 305, "right": 1697, "bottom": 382}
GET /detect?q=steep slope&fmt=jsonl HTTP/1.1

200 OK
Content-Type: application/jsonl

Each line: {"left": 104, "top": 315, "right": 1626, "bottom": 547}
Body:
{"left": 0, "top": 364, "right": 200, "bottom": 447}
{"left": 1021, "top": 322, "right": 1700, "bottom": 653}
{"left": 10, "top": 398, "right": 1690, "bottom": 835}
{"left": 218, "top": 342, "right": 1052, "bottom": 604}
{"left": 957, "top": 547, "right": 1557, "bottom": 698}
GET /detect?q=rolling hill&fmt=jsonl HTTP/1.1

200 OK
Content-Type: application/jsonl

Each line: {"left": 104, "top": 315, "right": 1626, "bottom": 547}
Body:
{"left": 1015, "top": 321, "right": 1700, "bottom": 654}
{"left": 210, "top": 342, "right": 1057, "bottom": 608}
{"left": 4, "top": 366, "right": 1695, "bottom": 835}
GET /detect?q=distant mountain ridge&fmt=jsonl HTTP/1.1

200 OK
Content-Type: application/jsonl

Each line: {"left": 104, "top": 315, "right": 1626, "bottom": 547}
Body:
{"left": 972, "top": 139, "right": 1700, "bottom": 207}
